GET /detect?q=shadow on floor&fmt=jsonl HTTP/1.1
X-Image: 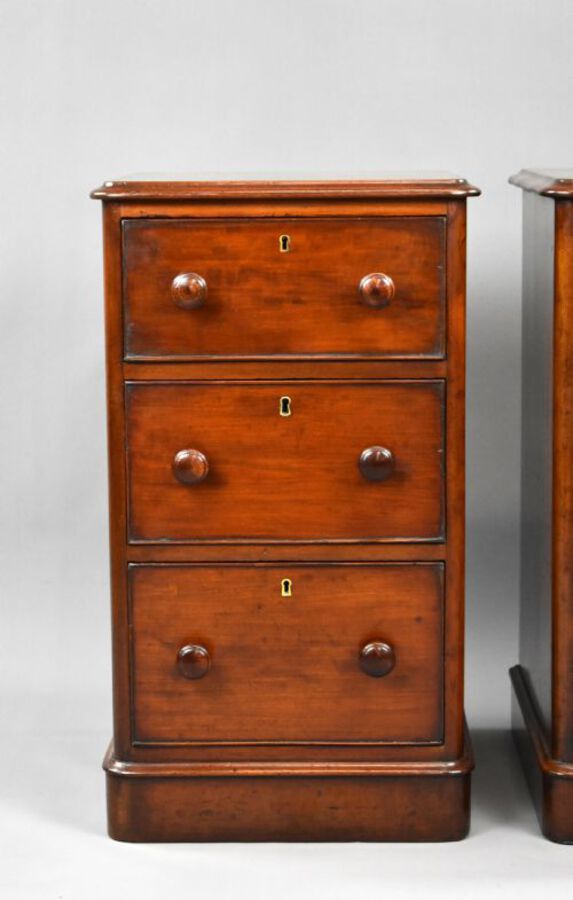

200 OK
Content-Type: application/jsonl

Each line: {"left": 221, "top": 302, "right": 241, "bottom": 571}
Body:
{"left": 4, "top": 692, "right": 109, "bottom": 837}
{"left": 469, "top": 727, "right": 539, "bottom": 837}
{"left": 4, "top": 701, "right": 542, "bottom": 841}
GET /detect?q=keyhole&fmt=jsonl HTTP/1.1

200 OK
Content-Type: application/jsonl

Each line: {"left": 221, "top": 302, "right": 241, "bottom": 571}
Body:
{"left": 279, "top": 234, "right": 291, "bottom": 253}
{"left": 280, "top": 396, "right": 292, "bottom": 417}
{"left": 281, "top": 578, "right": 293, "bottom": 597}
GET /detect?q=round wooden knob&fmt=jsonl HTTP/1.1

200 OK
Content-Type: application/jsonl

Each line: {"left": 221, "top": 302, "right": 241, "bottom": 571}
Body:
{"left": 360, "top": 641, "right": 395, "bottom": 677}
{"left": 171, "top": 272, "right": 207, "bottom": 309}
{"left": 359, "top": 272, "right": 395, "bottom": 308}
{"left": 173, "top": 449, "right": 209, "bottom": 484}
{"left": 358, "top": 446, "right": 395, "bottom": 482}
{"left": 177, "top": 644, "right": 210, "bottom": 679}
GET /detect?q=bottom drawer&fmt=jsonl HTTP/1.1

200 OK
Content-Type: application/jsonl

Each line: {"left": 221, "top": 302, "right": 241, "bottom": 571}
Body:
{"left": 129, "top": 563, "right": 444, "bottom": 745}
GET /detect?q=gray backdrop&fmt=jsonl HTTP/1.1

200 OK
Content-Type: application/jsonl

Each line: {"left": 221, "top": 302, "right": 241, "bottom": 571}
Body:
{"left": 2, "top": 1, "right": 573, "bottom": 896}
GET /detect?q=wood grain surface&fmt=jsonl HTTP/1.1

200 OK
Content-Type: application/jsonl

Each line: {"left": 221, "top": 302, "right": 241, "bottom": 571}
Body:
{"left": 125, "top": 380, "right": 445, "bottom": 543}
{"left": 122, "top": 217, "right": 446, "bottom": 359}
{"left": 129, "top": 563, "right": 444, "bottom": 745}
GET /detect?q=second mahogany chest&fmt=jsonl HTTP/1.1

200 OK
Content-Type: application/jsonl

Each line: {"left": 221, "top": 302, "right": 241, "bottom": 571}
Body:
{"left": 510, "top": 168, "right": 573, "bottom": 842}
{"left": 92, "top": 173, "right": 479, "bottom": 841}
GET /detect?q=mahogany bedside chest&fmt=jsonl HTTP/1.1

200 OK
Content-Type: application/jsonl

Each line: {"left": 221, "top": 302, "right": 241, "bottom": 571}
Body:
{"left": 510, "top": 168, "right": 573, "bottom": 842}
{"left": 91, "top": 173, "right": 479, "bottom": 842}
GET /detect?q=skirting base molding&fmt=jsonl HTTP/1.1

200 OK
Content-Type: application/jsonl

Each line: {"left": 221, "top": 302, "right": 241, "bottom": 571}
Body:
{"left": 104, "top": 727, "right": 473, "bottom": 842}
{"left": 510, "top": 664, "right": 573, "bottom": 843}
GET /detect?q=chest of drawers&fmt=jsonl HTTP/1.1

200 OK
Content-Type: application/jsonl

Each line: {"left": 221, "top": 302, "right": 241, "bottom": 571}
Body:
{"left": 92, "top": 174, "right": 479, "bottom": 841}
{"left": 510, "top": 168, "right": 573, "bottom": 842}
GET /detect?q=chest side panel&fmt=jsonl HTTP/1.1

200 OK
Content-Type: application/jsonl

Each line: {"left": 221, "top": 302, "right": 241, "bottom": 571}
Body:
{"left": 519, "top": 191, "right": 555, "bottom": 738}
{"left": 552, "top": 201, "right": 573, "bottom": 759}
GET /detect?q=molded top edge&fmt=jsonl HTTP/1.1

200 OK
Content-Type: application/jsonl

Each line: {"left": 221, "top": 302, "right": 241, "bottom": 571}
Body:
{"left": 509, "top": 168, "right": 573, "bottom": 197}
{"left": 91, "top": 172, "right": 480, "bottom": 201}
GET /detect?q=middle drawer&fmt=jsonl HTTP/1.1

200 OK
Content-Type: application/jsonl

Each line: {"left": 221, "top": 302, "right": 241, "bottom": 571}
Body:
{"left": 126, "top": 380, "right": 445, "bottom": 543}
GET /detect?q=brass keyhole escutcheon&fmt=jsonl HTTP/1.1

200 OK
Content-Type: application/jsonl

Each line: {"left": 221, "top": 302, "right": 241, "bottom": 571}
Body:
{"left": 279, "top": 395, "right": 292, "bottom": 417}
{"left": 281, "top": 578, "right": 293, "bottom": 597}
{"left": 279, "top": 234, "right": 291, "bottom": 252}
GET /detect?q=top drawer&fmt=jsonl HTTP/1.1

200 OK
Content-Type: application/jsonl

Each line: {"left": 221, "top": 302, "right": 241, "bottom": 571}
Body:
{"left": 122, "top": 217, "right": 446, "bottom": 360}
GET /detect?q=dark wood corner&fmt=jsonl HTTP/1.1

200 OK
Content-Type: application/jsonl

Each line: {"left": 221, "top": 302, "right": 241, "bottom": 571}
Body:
{"left": 509, "top": 168, "right": 573, "bottom": 197}
{"left": 511, "top": 666, "right": 573, "bottom": 843}
{"left": 511, "top": 180, "right": 573, "bottom": 840}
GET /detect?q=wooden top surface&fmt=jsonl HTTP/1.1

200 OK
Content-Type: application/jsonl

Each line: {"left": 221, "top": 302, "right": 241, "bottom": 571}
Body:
{"left": 91, "top": 172, "right": 480, "bottom": 201}
{"left": 510, "top": 169, "right": 573, "bottom": 197}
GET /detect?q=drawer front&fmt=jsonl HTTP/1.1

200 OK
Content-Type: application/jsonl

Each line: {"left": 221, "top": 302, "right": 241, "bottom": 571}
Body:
{"left": 126, "top": 381, "right": 445, "bottom": 543}
{"left": 130, "top": 563, "right": 444, "bottom": 745}
{"left": 123, "top": 217, "right": 446, "bottom": 360}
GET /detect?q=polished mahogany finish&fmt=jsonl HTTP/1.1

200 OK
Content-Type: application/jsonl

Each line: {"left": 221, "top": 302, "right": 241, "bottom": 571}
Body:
{"left": 130, "top": 563, "right": 443, "bottom": 744}
{"left": 92, "top": 173, "right": 480, "bottom": 201}
{"left": 510, "top": 168, "right": 573, "bottom": 842}
{"left": 126, "top": 381, "right": 444, "bottom": 542}
{"left": 359, "top": 641, "right": 396, "bottom": 678}
{"left": 104, "top": 730, "right": 473, "bottom": 842}
{"left": 177, "top": 644, "right": 210, "bottom": 680}
{"left": 104, "top": 739, "right": 473, "bottom": 842}
{"left": 93, "top": 174, "right": 478, "bottom": 842}
{"left": 122, "top": 217, "right": 447, "bottom": 360}
{"left": 359, "top": 272, "right": 395, "bottom": 308}
{"left": 172, "top": 448, "right": 209, "bottom": 485}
